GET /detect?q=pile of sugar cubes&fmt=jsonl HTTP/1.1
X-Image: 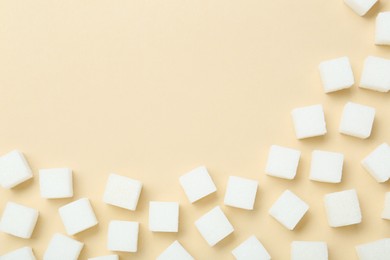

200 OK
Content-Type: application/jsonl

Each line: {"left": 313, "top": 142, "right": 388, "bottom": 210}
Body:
{"left": 1, "top": 2, "right": 390, "bottom": 260}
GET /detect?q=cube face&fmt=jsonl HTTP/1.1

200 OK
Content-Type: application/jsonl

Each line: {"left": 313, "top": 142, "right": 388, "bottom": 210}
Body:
{"left": 382, "top": 192, "right": 390, "bottom": 220}
{"left": 103, "top": 173, "right": 142, "bottom": 211}
{"left": 195, "top": 206, "right": 234, "bottom": 246}
{"left": 268, "top": 190, "right": 309, "bottom": 230}
{"left": 0, "top": 150, "right": 33, "bottom": 189}
{"left": 39, "top": 168, "right": 73, "bottom": 199}
{"left": 310, "top": 150, "right": 344, "bottom": 183}
{"left": 360, "top": 56, "right": 390, "bottom": 92}
{"left": 376, "top": 12, "right": 390, "bottom": 45}
{"left": 107, "top": 221, "right": 139, "bottom": 253}
{"left": 291, "top": 241, "right": 328, "bottom": 260}
{"left": 149, "top": 201, "right": 179, "bottom": 232}
{"left": 356, "top": 239, "right": 390, "bottom": 260}
{"left": 59, "top": 198, "right": 98, "bottom": 235}
{"left": 232, "top": 235, "right": 271, "bottom": 260}
{"left": 265, "top": 145, "right": 301, "bottom": 180}
{"left": 179, "top": 166, "right": 217, "bottom": 203}
{"left": 362, "top": 143, "right": 390, "bottom": 183}
{"left": 324, "top": 189, "right": 362, "bottom": 227}
{"left": 0, "top": 202, "right": 39, "bottom": 239}
{"left": 88, "top": 255, "right": 119, "bottom": 260}
{"left": 291, "top": 105, "right": 327, "bottom": 139}
{"left": 339, "top": 102, "right": 375, "bottom": 139}
{"left": 1, "top": 247, "right": 36, "bottom": 260}
{"left": 43, "top": 233, "right": 84, "bottom": 260}
{"left": 319, "top": 57, "right": 354, "bottom": 93}
{"left": 157, "top": 241, "right": 194, "bottom": 260}
{"left": 224, "top": 176, "right": 258, "bottom": 210}
{"left": 344, "top": 0, "right": 377, "bottom": 16}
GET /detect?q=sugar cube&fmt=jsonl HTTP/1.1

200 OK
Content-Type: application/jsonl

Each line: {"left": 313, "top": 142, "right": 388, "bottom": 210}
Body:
{"left": 179, "top": 166, "right": 217, "bottom": 203}
{"left": 149, "top": 201, "right": 179, "bottom": 232}
{"left": 265, "top": 145, "right": 301, "bottom": 180}
{"left": 107, "top": 221, "right": 139, "bottom": 252}
{"left": 103, "top": 173, "right": 142, "bottom": 211}
{"left": 269, "top": 190, "right": 309, "bottom": 230}
{"left": 324, "top": 189, "right": 362, "bottom": 227}
{"left": 157, "top": 240, "right": 194, "bottom": 260}
{"left": 1, "top": 247, "right": 36, "bottom": 260}
{"left": 39, "top": 168, "right": 73, "bottom": 199}
{"left": 224, "top": 176, "right": 258, "bottom": 210}
{"left": 362, "top": 143, "right": 390, "bottom": 183}
{"left": 356, "top": 239, "right": 390, "bottom": 260}
{"left": 58, "top": 198, "right": 98, "bottom": 235}
{"left": 291, "top": 104, "right": 327, "bottom": 139}
{"left": 344, "top": 0, "right": 377, "bottom": 16}
{"left": 88, "top": 255, "right": 119, "bottom": 260}
{"left": 382, "top": 192, "right": 390, "bottom": 220}
{"left": 232, "top": 235, "right": 271, "bottom": 260}
{"left": 43, "top": 233, "right": 84, "bottom": 260}
{"left": 195, "top": 206, "right": 234, "bottom": 246}
{"left": 319, "top": 56, "right": 354, "bottom": 93}
{"left": 376, "top": 12, "right": 390, "bottom": 46}
{"left": 0, "top": 150, "right": 32, "bottom": 189}
{"left": 309, "top": 150, "right": 344, "bottom": 183}
{"left": 0, "top": 202, "right": 39, "bottom": 239}
{"left": 291, "top": 241, "right": 328, "bottom": 260}
{"left": 339, "top": 102, "right": 375, "bottom": 139}
{"left": 360, "top": 56, "right": 390, "bottom": 92}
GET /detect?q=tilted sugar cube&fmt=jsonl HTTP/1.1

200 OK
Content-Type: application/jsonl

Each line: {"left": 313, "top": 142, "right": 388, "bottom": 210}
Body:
{"left": 224, "top": 176, "right": 258, "bottom": 210}
{"left": 232, "top": 235, "right": 271, "bottom": 260}
{"left": 195, "top": 206, "right": 234, "bottom": 246}
{"left": 107, "top": 221, "right": 139, "bottom": 252}
{"left": 179, "top": 166, "right": 217, "bottom": 203}
{"left": 1, "top": 247, "right": 36, "bottom": 260}
{"left": 339, "top": 102, "right": 375, "bottom": 139}
{"left": 149, "top": 201, "right": 179, "bottom": 232}
{"left": 103, "top": 173, "right": 142, "bottom": 211}
{"left": 0, "top": 150, "right": 33, "bottom": 189}
{"left": 362, "top": 143, "right": 390, "bottom": 183}
{"left": 88, "top": 255, "right": 119, "bottom": 260}
{"left": 382, "top": 192, "right": 390, "bottom": 220}
{"left": 344, "top": 0, "right": 377, "bottom": 16}
{"left": 39, "top": 168, "right": 73, "bottom": 199}
{"left": 324, "top": 189, "right": 361, "bottom": 227}
{"left": 157, "top": 240, "right": 194, "bottom": 260}
{"left": 360, "top": 56, "right": 390, "bottom": 92}
{"left": 0, "top": 202, "right": 39, "bottom": 239}
{"left": 43, "top": 233, "right": 84, "bottom": 260}
{"left": 376, "top": 12, "right": 390, "bottom": 46}
{"left": 310, "top": 150, "right": 344, "bottom": 183}
{"left": 291, "top": 105, "right": 327, "bottom": 139}
{"left": 291, "top": 241, "right": 328, "bottom": 260}
{"left": 268, "top": 190, "right": 309, "bottom": 230}
{"left": 319, "top": 56, "right": 354, "bottom": 93}
{"left": 58, "top": 198, "right": 98, "bottom": 235}
{"left": 356, "top": 239, "right": 390, "bottom": 260}
{"left": 265, "top": 145, "right": 301, "bottom": 180}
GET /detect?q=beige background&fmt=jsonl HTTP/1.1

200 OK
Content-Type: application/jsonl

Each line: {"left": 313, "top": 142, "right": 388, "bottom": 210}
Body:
{"left": 1, "top": 0, "right": 390, "bottom": 259}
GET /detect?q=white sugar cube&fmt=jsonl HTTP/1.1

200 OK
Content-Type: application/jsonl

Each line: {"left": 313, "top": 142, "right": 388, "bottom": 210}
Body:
{"left": 269, "top": 190, "right": 309, "bottom": 230}
{"left": 356, "top": 239, "right": 390, "bottom": 260}
{"left": 179, "top": 166, "right": 217, "bottom": 203}
{"left": 58, "top": 198, "right": 98, "bottom": 235}
{"left": 0, "top": 150, "right": 32, "bottom": 189}
{"left": 319, "top": 56, "right": 354, "bottom": 93}
{"left": 88, "top": 255, "right": 119, "bottom": 260}
{"left": 195, "top": 206, "right": 234, "bottom": 246}
{"left": 344, "top": 0, "right": 377, "bottom": 16}
{"left": 291, "top": 241, "right": 328, "bottom": 260}
{"left": 103, "top": 173, "right": 142, "bottom": 211}
{"left": 309, "top": 150, "right": 344, "bottom": 183}
{"left": 324, "top": 189, "right": 361, "bottom": 227}
{"left": 107, "top": 221, "right": 139, "bottom": 252}
{"left": 157, "top": 240, "right": 194, "bottom": 260}
{"left": 224, "top": 176, "right": 258, "bottom": 210}
{"left": 39, "top": 168, "right": 73, "bottom": 199}
{"left": 291, "top": 105, "right": 327, "bottom": 139}
{"left": 43, "top": 233, "right": 84, "bottom": 260}
{"left": 360, "top": 56, "right": 390, "bottom": 92}
{"left": 0, "top": 202, "right": 39, "bottom": 239}
{"left": 362, "top": 143, "right": 390, "bottom": 183}
{"left": 376, "top": 12, "right": 390, "bottom": 45}
{"left": 265, "top": 145, "right": 301, "bottom": 180}
{"left": 1, "top": 247, "right": 36, "bottom": 260}
{"left": 339, "top": 102, "right": 375, "bottom": 139}
{"left": 232, "top": 235, "right": 271, "bottom": 260}
{"left": 382, "top": 192, "right": 390, "bottom": 220}
{"left": 149, "top": 201, "right": 179, "bottom": 232}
